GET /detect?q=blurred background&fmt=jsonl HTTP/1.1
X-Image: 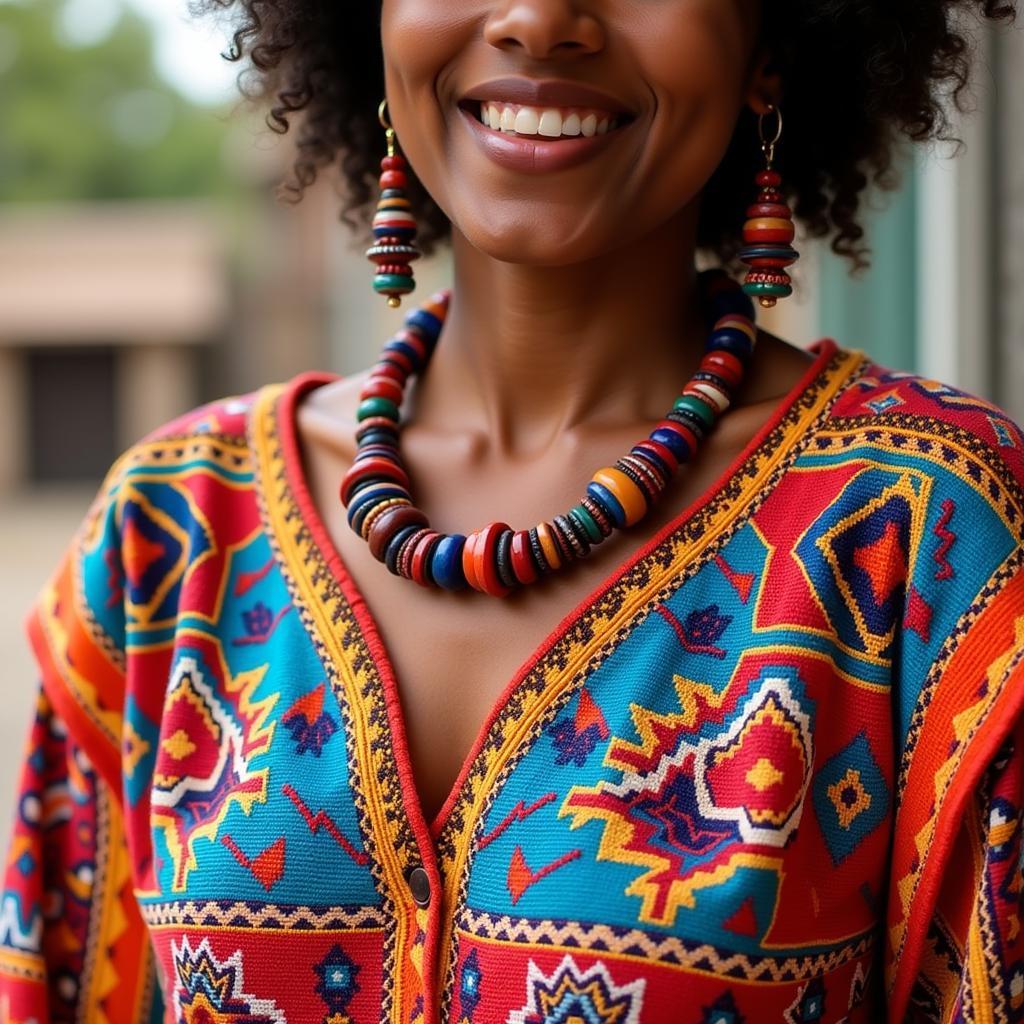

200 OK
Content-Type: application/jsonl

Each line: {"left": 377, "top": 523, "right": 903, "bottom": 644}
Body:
{"left": 0, "top": 0, "right": 1022, "bottom": 842}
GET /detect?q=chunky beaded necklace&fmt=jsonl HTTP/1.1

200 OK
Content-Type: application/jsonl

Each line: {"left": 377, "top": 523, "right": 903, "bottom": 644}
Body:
{"left": 340, "top": 268, "right": 756, "bottom": 597}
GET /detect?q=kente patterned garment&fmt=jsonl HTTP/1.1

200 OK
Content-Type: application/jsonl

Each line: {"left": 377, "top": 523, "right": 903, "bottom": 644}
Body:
{"left": 2, "top": 338, "right": 1023, "bottom": 1024}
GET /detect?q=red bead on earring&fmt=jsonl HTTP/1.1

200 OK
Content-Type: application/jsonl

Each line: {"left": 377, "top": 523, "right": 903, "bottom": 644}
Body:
{"left": 367, "top": 99, "right": 421, "bottom": 309}
{"left": 739, "top": 105, "right": 799, "bottom": 309}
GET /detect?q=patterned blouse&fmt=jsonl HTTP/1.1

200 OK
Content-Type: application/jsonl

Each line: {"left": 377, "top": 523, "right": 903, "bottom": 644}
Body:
{"left": 2, "top": 339, "right": 1022, "bottom": 1024}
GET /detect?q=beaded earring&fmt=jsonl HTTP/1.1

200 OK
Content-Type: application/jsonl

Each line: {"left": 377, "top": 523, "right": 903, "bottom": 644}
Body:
{"left": 366, "top": 99, "right": 421, "bottom": 308}
{"left": 738, "top": 104, "right": 799, "bottom": 309}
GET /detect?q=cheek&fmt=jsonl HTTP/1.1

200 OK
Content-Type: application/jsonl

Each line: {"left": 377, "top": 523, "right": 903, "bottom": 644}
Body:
{"left": 639, "top": 1, "right": 754, "bottom": 171}
{"left": 381, "top": 1, "right": 475, "bottom": 209}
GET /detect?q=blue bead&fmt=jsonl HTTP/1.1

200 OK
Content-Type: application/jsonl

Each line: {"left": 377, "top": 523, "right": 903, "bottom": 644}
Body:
{"left": 347, "top": 483, "right": 408, "bottom": 531}
{"left": 709, "top": 327, "right": 754, "bottom": 362}
{"left": 384, "top": 524, "right": 421, "bottom": 576}
{"left": 630, "top": 444, "right": 672, "bottom": 478}
{"left": 383, "top": 339, "right": 424, "bottom": 370}
{"left": 586, "top": 482, "right": 627, "bottom": 529}
{"left": 404, "top": 308, "right": 444, "bottom": 342}
{"left": 431, "top": 533, "right": 467, "bottom": 590}
{"left": 373, "top": 225, "right": 417, "bottom": 240}
{"left": 650, "top": 427, "right": 692, "bottom": 463}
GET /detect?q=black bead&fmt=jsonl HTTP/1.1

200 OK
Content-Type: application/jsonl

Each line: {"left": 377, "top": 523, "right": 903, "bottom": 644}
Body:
{"left": 384, "top": 524, "right": 421, "bottom": 575}
{"left": 549, "top": 517, "right": 575, "bottom": 563}
{"left": 356, "top": 429, "right": 400, "bottom": 449}
{"left": 553, "top": 513, "right": 588, "bottom": 558}
{"left": 528, "top": 527, "right": 550, "bottom": 574}
{"left": 495, "top": 529, "right": 517, "bottom": 588}
{"left": 613, "top": 459, "right": 655, "bottom": 507}
{"left": 666, "top": 408, "right": 707, "bottom": 440}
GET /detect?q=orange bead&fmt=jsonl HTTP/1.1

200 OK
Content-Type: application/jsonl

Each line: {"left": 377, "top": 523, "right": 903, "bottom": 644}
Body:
{"left": 592, "top": 467, "right": 647, "bottom": 527}
{"left": 536, "top": 522, "right": 562, "bottom": 570}
{"left": 462, "top": 531, "right": 481, "bottom": 590}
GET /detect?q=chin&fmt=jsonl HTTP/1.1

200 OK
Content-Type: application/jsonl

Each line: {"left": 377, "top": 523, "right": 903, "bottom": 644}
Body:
{"left": 454, "top": 206, "right": 616, "bottom": 268}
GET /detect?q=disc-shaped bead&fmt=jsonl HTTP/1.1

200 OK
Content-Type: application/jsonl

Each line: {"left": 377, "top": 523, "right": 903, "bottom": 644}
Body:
{"left": 687, "top": 381, "right": 730, "bottom": 413}
{"left": 472, "top": 522, "right": 512, "bottom": 597}
{"left": 373, "top": 274, "right": 415, "bottom": 297}
{"left": 379, "top": 170, "right": 408, "bottom": 190}
{"left": 672, "top": 393, "right": 716, "bottom": 431}
{"left": 510, "top": 530, "right": 539, "bottom": 584}
{"left": 700, "top": 350, "right": 744, "bottom": 389}
{"left": 586, "top": 481, "right": 627, "bottom": 530}
{"left": 549, "top": 516, "right": 575, "bottom": 563}
{"left": 632, "top": 439, "right": 678, "bottom": 476}
{"left": 461, "top": 531, "right": 481, "bottom": 590}
{"left": 431, "top": 534, "right": 467, "bottom": 590}
{"left": 410, "top": 530, "right": 442, "bottom": 587}
{"left": 591, "top": 467, "right": 647, "bottom": 527}
{"left": 535, "top": 522, "right": 562, "bottom": 570}
{"left": 356, "top": 396, "right": 400, "bottom": 424}
{"left": 495, "top": 528, "right": 517, "bottom": 588}
{"left": 650, "top": 423, "right": 694, "bottom": 463}
{"left": 384, "top": 524, "right": 422, "bottom": 575}
{"left": 367, "top": 504, "right": 428, "bottom": 562}
{"left": 340, "top": 455, "right": 409, "bottom": 505}
{"left": 360, "top": 376, "right": 404, "bottom": 406}
{"left": 569, "top": 504, "right": 603, "bottom": 545}
{"left": 346, "top": 483, "right": 410, "bottom": 532}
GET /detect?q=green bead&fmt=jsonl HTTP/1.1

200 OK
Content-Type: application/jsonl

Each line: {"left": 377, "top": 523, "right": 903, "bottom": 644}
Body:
{"left": 570, "top": 504, "right": 603, "bottom": 544}
{"left": 373, "top": 273, "right": 415, "bottom": 295}
{"left": 742, "top": 281, "right": 792, "bottom": 298}
{"left": 357, "top": 396, "right": 400, "bottom": 422}
{"left": 673, "top": 394, "right": 715, "bottom": 430}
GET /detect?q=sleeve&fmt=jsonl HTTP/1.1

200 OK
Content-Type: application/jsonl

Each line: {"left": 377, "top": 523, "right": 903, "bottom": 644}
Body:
{"left": 906, "top": 715, "right": 1024, "bottom": 1020}
{"left": 885, "top": 444, "right": 1024, "bottom": 1022}
{"left": 0, "top": 454, "right": 164, "bottom": 1022}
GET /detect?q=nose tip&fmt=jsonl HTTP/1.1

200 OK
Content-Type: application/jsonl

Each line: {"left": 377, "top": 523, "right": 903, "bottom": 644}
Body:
{"left": 483, "top": 3, "right": 604, "bottom": 60}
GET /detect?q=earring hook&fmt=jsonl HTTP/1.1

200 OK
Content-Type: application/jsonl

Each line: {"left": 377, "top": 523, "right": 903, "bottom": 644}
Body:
{"left": 757, "top": 104, "right": 783, "bottom": 168}
{"left": 378, "top": 98, "right": 396, "bottom": 158}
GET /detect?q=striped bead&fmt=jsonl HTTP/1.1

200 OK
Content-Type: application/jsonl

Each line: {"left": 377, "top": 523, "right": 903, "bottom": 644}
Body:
{"left": 368, "top": 504, "right": 428, "bottom": 561}
{"left": 410, "top": 530, "right": 442, "bottom": 586}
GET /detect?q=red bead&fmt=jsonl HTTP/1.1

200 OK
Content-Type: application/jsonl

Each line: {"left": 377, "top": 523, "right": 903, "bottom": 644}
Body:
{"left": 381, "top": 347, "right": 415, "bottom": 374}
{"left": 462, "top": 531, "right": 481, "bottom": 590}
{"left": 655, "top": 419, "right": 699, "bottom": 451}
{"left": 381, "top": 154, "right": 406, "bottom": 172}
{"left": 340, "top": 456, "right": 410, "bottom": 505}
{"left": 510, "top": 530, "right": 538, "bottom": 585}
{"left": 367, "top": 504, "right": 428, "bottom": 561}
{"left": 700, "top": 350, "right": 744, "bottom": 388}
{"left": 380, "top": 170, "right": 408, "bottom": 190}
{"left": 635, "top": 439, "right": 679, "bottom": 474}
{"left": 399, "top": 526, "right": 430, "bottom": 579}
{"left": 473, "top": 522, "right": 512, "bottom": 597}
{"left": 395, "top": 328, "right": 428, "bottom": 361}
{"left": 410, "top": 530, "right": 440, "bottom": 587}
{"left": 360, "top": 376, "right": 404, "bottom": 405}
{"left": 372, "top": 362, "right": 407, "bottom": 384}
{"left": 756, "top": 169, "right": 782, "bottom": 187}
{"left": 746, "top": 202, "right": 792, "bottom": 219}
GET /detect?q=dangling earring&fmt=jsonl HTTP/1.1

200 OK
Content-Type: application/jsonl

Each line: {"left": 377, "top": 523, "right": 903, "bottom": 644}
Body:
{"left": 366, "top": 98, "right": 421, "bottom": 308}
{"left": 738, "top": 104, "right": 798, "bottom": 309}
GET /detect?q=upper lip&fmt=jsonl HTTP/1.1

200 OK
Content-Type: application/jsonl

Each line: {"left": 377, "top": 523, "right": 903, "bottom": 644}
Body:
{"left": 460, "top": 77, "right": 635, "bottom": 116}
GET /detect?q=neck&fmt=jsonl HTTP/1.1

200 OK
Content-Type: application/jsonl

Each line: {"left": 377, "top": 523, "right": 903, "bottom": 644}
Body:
{"left": 410, "top": 210, "right": 709, "bottom": 458}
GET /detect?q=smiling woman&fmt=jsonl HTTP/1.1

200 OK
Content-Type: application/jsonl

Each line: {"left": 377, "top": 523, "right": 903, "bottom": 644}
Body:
{"left": 3, "top": 2, "right": 1024, "bottom": 1023}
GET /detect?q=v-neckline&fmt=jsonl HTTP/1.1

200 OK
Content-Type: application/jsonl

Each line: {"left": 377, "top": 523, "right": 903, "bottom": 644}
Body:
{"left": 257, "top": 337, "right": 862, "bottom": 859}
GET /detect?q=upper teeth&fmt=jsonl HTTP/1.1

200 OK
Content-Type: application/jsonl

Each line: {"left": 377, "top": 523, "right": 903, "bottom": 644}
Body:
{"left": 479, "top": 103, "right": 617, "bottom": 138}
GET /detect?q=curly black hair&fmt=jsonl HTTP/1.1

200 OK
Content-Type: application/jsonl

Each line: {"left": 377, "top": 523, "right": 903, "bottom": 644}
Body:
{"left": 191, "top": 0, "right": 1016, "bottom": 268}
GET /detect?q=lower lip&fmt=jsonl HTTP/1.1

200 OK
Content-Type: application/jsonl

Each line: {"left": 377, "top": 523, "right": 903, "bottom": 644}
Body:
{"left": 458, "top": 107, "right": 625, "bottom": 174}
